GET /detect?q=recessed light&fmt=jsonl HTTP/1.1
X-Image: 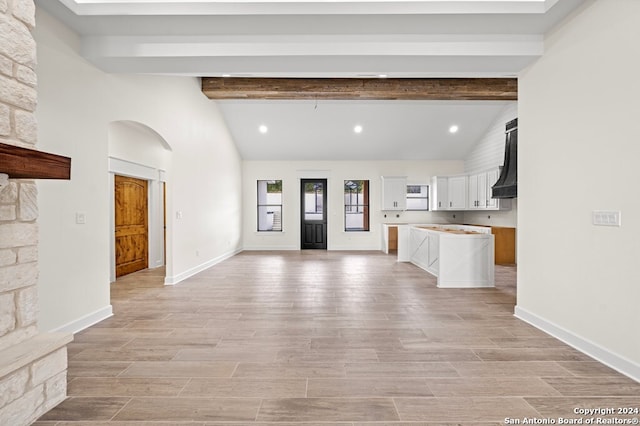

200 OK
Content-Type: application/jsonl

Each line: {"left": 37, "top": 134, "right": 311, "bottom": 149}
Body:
{"left": 354, "top": 125, "right": 363, "bottom": 134}
{"left": 449, "top": 125, "right": 459, "bottom": 134}
{"left": 259, "top": 125, "right": 268, "bottom": 134}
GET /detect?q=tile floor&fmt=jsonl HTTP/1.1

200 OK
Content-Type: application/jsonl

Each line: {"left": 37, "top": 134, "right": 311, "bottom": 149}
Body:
{"left": 35, "top": 251, "right": 640, "bottom": 425}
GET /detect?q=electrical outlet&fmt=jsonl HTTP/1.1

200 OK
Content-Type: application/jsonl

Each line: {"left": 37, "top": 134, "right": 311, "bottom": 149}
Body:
{"left": 592, "top": 210, "right": 621, "bottom": 227}
{"left": 75, "top": 212, "right": 86, "bottom": 224}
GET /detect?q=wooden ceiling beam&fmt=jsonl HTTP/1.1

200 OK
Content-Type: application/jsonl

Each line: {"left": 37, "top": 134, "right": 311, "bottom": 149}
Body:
{"left": 201, "top": 77, "right": 517, "bottom": 101}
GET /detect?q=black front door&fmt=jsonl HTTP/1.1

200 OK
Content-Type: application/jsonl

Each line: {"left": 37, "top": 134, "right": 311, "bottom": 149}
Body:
{"left": 301, "top": 179, "right": 327, "bottom": 249}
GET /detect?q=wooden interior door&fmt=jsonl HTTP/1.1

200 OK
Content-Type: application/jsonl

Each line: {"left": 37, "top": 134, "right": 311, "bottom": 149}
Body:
{"left": 115, "top": 175, "right": 149, "bottom": 277}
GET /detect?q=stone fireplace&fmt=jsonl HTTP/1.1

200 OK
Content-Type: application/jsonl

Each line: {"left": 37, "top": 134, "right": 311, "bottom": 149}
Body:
{"left": 0, "top": 0, "right": 72, "bottom": 424}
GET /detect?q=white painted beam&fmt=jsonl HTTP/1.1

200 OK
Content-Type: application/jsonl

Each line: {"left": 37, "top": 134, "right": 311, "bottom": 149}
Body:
{"left": 59, "top": 0, "right": 556, "bottom": 16}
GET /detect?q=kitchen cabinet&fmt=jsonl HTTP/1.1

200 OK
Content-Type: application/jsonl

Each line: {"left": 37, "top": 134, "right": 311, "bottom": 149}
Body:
{"left": 381, "top": 176, "right": 407, "bottom": 210}
{"left": 464, "top": 224, "right": 516, "bottom": 265}
{"left": 397, "top": 225, "right": 410, "bottom": 262}
{"left": 468, "top": 169, "right": 512, "bottom": 210}
{"left": 468, "top": 172, "right": 487, "bottom": 209}
{"left": 431, "top": 176, "right": 448, "bottom": 210}
{"left": 448, "top": 175, "right": 468, "bottom": 210}
{"left": 431, "top": 175, "right": 467, "bottom": 210}
{"left": 382, "top": 224, "right": 410, "bottom": 261}
{"left": 409, "top": 225, "right": 494, "bottom": 288}
{"left": 409, "top": 227, "right": 440, "bottom": 275}
{"left": 492, "top": 226, "right": 516, "bottom": 264}
{"left": 381, "top": 224, "right": 398, "bottom": 254}
{"left": 485, "top": 168, "right": 500, "bottom": 209}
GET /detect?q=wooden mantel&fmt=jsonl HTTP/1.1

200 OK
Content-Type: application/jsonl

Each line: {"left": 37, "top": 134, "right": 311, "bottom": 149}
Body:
{"left": 0, "top": 142, "right": 71, "bottom": 180}
{"left": 201, "top": 77, "right": 518, "bottom": 101}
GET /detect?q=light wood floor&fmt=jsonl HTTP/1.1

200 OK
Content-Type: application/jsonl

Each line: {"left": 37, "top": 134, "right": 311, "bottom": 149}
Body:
{"left": 36, "top": 251, "right": 640, "bottom": 425}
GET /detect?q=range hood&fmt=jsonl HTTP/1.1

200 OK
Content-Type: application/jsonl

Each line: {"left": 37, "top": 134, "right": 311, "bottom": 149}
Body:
{"left": 492, "top": 118, "right": 517, "bottom": 199}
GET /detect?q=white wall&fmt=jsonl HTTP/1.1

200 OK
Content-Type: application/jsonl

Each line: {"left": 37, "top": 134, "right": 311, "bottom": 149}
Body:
{"left": 34, "top": 8, "right": 242, "bottom": 332}
{"left": 108, "top": 121, "right": 172, "bottom": 171}
{"left": 243, "top": 160, "right": 465, "bottom": 250}
{"left": 465, "top": 103, "right": 518, "bottom": 174}
{"left": 463, "top": 102, "right": 518, "bottom": 228}
{"left": 517, "top": 0, "right": 640, "bottom": 379}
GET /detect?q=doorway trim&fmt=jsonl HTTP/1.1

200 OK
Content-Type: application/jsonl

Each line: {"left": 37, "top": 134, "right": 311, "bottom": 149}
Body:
{"left": 108, "top": 157, "right": 166, "bottom": 282}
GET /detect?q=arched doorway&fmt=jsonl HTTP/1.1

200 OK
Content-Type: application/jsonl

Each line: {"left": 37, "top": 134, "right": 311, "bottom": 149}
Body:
{"left": 107, "top": 120, "right": 172, "bottom": 281}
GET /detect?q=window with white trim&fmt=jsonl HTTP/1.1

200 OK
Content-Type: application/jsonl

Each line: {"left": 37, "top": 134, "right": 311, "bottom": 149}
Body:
{"left": 406, "top": 184, "right": 429, "bottom": 211}
{"left": 257, "top": 180, "right": 282, "bottom": 231}
{"left": 344, "top": 180, "right": 369, "bottom": 231}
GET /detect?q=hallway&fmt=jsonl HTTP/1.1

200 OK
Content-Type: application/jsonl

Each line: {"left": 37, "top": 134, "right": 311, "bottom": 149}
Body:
{"left": 36, "top": 251, "right": 640, "bottom": 424}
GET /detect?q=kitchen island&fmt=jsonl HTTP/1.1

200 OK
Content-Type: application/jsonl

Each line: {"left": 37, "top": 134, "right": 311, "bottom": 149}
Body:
{"left": 407, "top": 224, "right": 494, "bottom": 288}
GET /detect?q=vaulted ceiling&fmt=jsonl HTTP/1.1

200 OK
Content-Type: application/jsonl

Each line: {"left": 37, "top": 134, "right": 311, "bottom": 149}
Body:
{"left": 36, "top": 0, "right": 586, "bottom": 160}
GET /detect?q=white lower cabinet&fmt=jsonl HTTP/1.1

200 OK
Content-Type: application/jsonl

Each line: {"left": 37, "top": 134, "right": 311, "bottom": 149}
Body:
{"left": 409, "top": 225, "right": 494, "bottom": 288}
{"left": 397, "top": 225, "right": 410, "bottom": 262}
{"left": 410, "top": 227, "right": 438, "bottom": 275}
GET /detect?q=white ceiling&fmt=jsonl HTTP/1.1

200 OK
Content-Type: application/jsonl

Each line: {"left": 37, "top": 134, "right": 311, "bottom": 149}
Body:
{"left": 219, "top": 99, "right": 512, "bottom": 160}
{"left": 36, "top": 0, "right": 585, "bottom": 160}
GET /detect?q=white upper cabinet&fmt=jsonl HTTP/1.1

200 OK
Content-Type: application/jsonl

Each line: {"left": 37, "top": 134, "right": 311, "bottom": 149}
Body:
{"left": 431, "top": 170, "right": 511, "bottom": 212}
{"left": 431, "top": 175, "right": 467, "bottom": 210}
{"left": 468, "top": 168, "right": 512, "bottom": 210}
{"left": 468, "top": 172, "right": 487, "bottom": 209}
{"left": 381, "top": 176, "right": 407, "bottom": 210}
{"left": 431, "top": 176, "right": 448, "bottom": 211}
{"left": 486, "top": 168, "right": 500, "bottom": 209}
{"left": 447, "top": 175, "right": 468, "bottom": 210}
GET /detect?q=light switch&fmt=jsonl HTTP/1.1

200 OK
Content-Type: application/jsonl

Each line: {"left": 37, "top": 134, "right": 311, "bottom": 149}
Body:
{"left": 176, "top": 211, "right": 183, "bottom": 220}
{"left": 592, "top": 210, "right": 621, "bottom": 227}
{"left": 76, "top": 212, "right": 86, "bottom": 224}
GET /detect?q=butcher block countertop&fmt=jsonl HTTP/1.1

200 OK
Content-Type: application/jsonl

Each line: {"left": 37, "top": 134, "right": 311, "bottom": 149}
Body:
{"left": 415, "top": 226, "right": 482, "bottom": 235}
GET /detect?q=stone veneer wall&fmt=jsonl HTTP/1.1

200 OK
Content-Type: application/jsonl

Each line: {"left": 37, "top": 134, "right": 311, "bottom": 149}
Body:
{"left": 0, "top": 0, "right": 71, "bottom": 424}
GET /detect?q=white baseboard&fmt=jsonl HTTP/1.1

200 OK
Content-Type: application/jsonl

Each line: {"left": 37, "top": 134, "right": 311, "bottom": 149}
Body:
{"left": 243, "top": 246, "right": 299, "bottom": 251}
{"left": 164, "top": 248, "right": 242, "bottom": 285}
{"left": 51, "top": 305, "right": 113, "bottom": 335}
{"left": 515, "top": 305, "right": 640, "bottom": 383}
{"left": 327, "top": 246, "right": 380, "bottom": 251}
